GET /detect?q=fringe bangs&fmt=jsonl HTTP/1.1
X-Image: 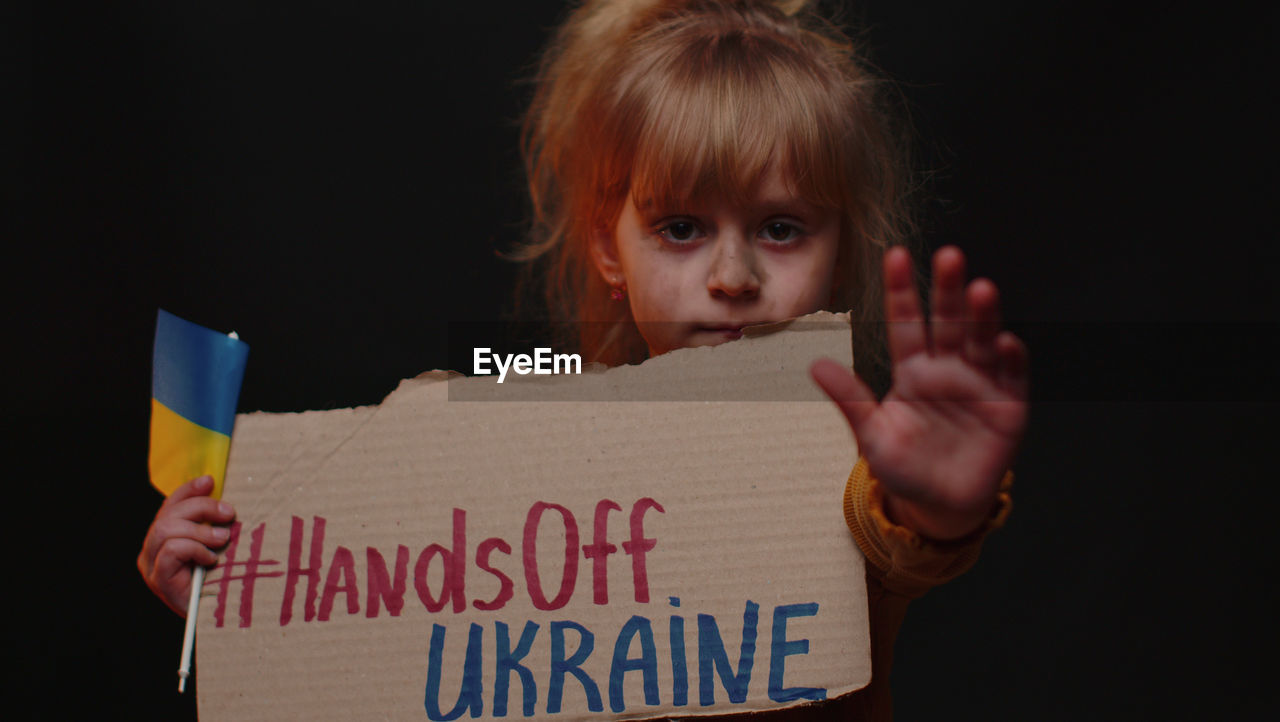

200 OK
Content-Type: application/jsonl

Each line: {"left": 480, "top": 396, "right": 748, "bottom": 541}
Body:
{"left": 623, "top": 23, "right": 855, "bottom": 213}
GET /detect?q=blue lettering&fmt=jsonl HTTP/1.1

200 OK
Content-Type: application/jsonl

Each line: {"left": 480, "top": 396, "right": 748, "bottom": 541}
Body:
{"left": 424, "top": 623, "right": 484, "bottom": 720}
{"left": 494, "top": 621, "right": 539, "bottom": 717}
{"left": 697, "top": 600, "right": 759, "bottom": 705}
{"left": 670, "top": 598, "right": 688, "bottom": 707}
{"left": 768, "top": 603, "right": 826, "bottom": 703}
{"left": 547, "top": 620, "right": 603, "bottom": 714}
{"left": 609, "top": 615, "right": 660, "bottom": 712}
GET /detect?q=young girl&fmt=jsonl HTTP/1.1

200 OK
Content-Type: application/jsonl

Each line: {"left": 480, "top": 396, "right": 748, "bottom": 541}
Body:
{"left": 139, "top": 1, "right": 1029, "bottom": 718}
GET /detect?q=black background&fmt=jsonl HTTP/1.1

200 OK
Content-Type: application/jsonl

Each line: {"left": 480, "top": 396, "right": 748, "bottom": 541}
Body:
{"left": 9, "top": 0, "right": 1278, "bottom": 718}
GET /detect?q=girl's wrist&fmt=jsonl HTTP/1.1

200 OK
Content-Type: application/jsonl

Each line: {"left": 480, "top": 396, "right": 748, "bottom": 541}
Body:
{"left": 882, "top": 491, "right": 994, "bottom": 543}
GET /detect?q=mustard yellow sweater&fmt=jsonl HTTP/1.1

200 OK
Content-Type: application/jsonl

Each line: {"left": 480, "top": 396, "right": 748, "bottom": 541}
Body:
{"left": 682, "top": 457, "right": 1013, "bottom": 721}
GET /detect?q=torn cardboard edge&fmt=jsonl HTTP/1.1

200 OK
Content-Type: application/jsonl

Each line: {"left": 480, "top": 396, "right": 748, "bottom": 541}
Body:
{"left": 198, "top": 310, "right": 869, "bottom": 721}
{"left": 448, "top": 312, "right": 853, "bottom": 401}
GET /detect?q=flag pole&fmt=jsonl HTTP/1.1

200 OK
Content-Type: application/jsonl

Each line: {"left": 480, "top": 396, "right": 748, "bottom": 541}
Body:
{"left": 178, "top": 566, "right": 206, "bottom": 693}
{"left": 170, "top": 328, "right": 240, "bottom": 694}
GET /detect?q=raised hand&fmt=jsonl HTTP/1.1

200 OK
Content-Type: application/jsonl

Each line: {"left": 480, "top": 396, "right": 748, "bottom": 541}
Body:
{"left": 137, "top": 475, "right": 237, "bottom": 616}
{"left": 812, "top": 246, "right": 1029, "bottom": 541}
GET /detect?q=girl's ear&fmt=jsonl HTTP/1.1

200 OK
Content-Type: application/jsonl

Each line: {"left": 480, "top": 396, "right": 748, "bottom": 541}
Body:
{"left": 588, "top": 224, "right": 626, "bottom": 287}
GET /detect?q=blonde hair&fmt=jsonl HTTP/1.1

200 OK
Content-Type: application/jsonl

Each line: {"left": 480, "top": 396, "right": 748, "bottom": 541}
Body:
{"left": 516, "top": 0, "right": 914, "bottom": 378}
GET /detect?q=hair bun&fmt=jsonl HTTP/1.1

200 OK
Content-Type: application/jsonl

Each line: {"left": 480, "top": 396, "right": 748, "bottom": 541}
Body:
{"left": 571, "top": 0, "right": 813, "bottom": 49}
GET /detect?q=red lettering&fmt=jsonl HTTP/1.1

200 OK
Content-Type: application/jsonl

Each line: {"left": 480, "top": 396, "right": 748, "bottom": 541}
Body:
{"left": 473, "top": 537, "right": 514, "bottom": 611}
{"left": 246, "top": 500, "right": 661, "bottom": 625}
{"left": 366, "top": 545, "right": 410, "bottom": 618}
{"left": 318, "top": 546, "right": 359, "bottom": 620}
{"left": 211, "top": 521, "right": 242, "bottom": 628}
{"left": 523, "top": 501, "right": 579, "bottom": 610}
{"left": 581, "top": 499, "right": 621, "bottom": 605}
{"left": 414, "top": 509, "right": 468, "bottom": 613}
{"left": 622, "top": 498, "right": 665, "bottom": 603}
{"left": 281, "top": 515, "right": 326, "bottom": 626}
{"left": 206, "top": 522, "right": 284, "bottom": 628}
{"left": 233, "top": 521, "right": 278, "bottom": 627}
{"left": 415, "top": 544, "right": 451, "bottom": 612}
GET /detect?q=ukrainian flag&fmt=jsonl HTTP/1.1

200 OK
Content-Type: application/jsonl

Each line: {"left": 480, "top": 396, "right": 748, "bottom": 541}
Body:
{"left": 149, "top": 310, "right": 250, "bottom": 499}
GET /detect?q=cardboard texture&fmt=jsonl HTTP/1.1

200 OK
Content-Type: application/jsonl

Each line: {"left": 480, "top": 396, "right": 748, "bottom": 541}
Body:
{"left": 197, "top": 311, "right": 870, "bottom": 720}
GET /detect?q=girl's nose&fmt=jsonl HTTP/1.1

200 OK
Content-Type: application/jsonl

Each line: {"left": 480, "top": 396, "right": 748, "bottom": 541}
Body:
{"left": 706, "top": 235, "right": 761, "bottom": 299}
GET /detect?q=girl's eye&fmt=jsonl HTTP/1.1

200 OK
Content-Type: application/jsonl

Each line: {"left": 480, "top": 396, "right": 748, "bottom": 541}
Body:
{"left": 761, "top": 221, "right": 802, "bottom": 243}
{"left": 657, "top": 220, "right": 702, "bottom": 244}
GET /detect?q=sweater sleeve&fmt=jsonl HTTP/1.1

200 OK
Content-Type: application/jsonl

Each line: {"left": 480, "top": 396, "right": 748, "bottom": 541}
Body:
{"left": 843, "top": 456, "right": 1013, "bottom": 599}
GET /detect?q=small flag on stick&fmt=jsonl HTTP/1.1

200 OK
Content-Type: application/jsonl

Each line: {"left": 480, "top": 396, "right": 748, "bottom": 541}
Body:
{"left": 148, "top": 309, "right": 249, "bottom": 692}
{"left": 150, "top": 309, "right": 249, "bottom": 500}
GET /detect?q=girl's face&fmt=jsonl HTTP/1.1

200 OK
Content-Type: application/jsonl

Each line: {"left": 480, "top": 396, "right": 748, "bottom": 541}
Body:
{"left": 598, "top": 167, "right": 840, "bottom": 357}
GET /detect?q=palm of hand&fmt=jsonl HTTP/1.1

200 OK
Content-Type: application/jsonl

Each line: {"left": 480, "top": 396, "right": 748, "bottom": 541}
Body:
{"left": 812, "top": 246, "right": 1029, "bottom": 540}
{"left": 863, "top": 353, "right": 1025, "bottom": 514}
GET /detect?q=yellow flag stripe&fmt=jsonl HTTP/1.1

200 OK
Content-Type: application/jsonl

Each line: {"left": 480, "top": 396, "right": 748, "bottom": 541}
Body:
{"left": 149, "top": 398, "right": 231, "bottom": 499}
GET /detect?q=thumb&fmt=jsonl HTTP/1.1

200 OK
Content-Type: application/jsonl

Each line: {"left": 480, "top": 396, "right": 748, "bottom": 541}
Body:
{"left": 809, "top": 358, "right": 878, "bottom": 439}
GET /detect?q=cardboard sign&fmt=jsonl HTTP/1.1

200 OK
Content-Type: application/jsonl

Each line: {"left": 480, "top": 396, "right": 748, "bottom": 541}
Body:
{"left": 197, "top": 312, "right": 870, "bottom": 720}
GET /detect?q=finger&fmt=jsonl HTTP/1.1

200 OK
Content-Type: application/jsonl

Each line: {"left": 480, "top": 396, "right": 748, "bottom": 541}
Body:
{"left": 160, "top": 475, "right": 216, "bottom": 509}
{"left": 929, "top": 246, "right": 967, "bottom": 355}
{"left": 141, "top": 556, "right": 192, "bottom": 616}
{"left": 883, "top": 246, "right": 927, "bottom": 363}
{"left": 154, "top": 517, "right": 232, "bottom": 553}
{"left": 964, "top": 278, "right": 1001, "bottom": 378}
{"left": 810, "top": 358, "right": 878, "bottom": 441}
{"left": 167, "top": 495, "right": 236, "bottom": 523}
{"left": 151, "top": 538, "right": 221, "bottom": 615}
{"left": 995, "top": 331, "right": 1030, "bottom": 400}
{"left": 141, "top": 497, "right": 234, "bottom": 565}
{"left": 154, "top": 537, "right": 222, "bottom": 576}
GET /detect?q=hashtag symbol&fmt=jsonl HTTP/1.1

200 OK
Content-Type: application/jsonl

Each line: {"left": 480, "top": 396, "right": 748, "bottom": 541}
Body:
{"left": 205, "top": 522, "right": 284, "bottom": 628}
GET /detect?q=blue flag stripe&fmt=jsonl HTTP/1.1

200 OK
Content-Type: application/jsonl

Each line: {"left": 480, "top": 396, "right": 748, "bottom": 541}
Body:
{"left": 151, "top": 309, "right": 250, "bottom": 436}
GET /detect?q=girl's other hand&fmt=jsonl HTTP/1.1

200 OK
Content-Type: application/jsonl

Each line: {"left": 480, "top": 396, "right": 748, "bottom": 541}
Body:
{"left": 137, "top": 475, "right": 236, "bottom": 616}
{"left": 811, "top": 246, "right": 1029, "bottom": 541}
